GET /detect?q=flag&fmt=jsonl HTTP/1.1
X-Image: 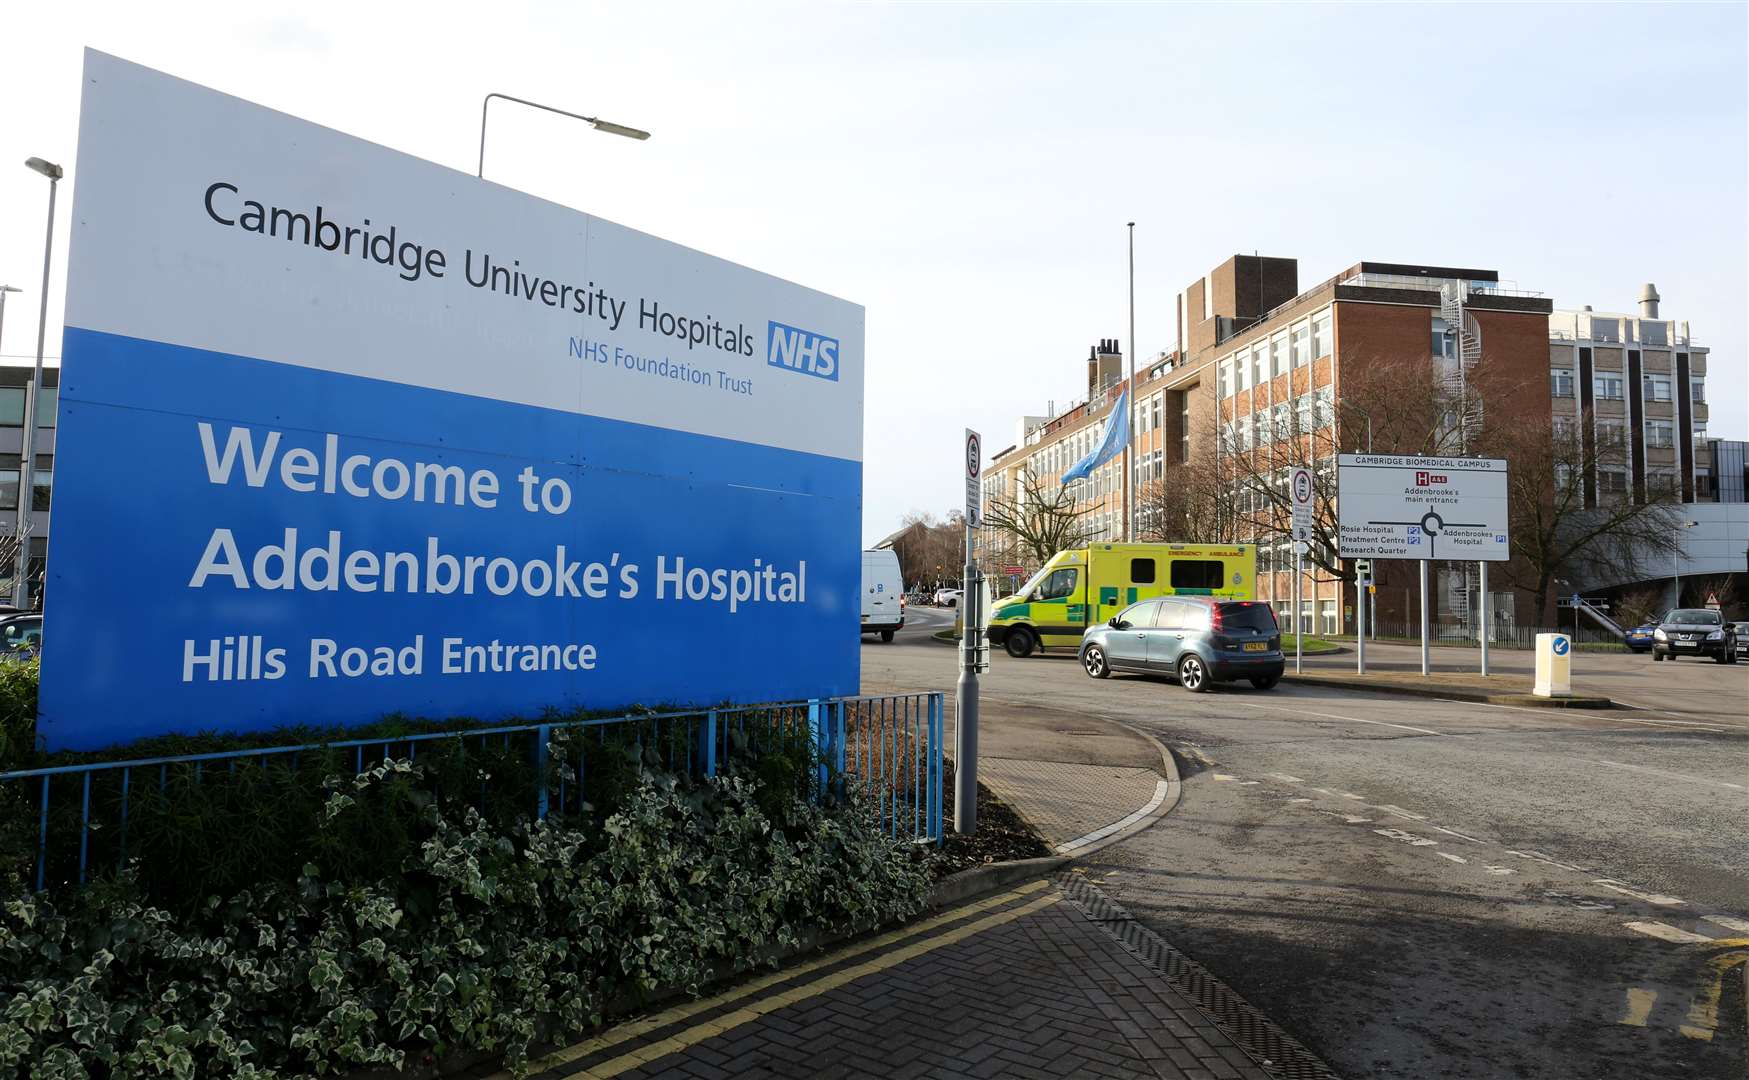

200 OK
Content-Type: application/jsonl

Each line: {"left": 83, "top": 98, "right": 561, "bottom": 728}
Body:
{"left": 1060, "top": 387, "right": 1130, "bottom": 485}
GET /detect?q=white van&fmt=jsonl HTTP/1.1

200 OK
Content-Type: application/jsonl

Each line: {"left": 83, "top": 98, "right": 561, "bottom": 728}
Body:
{"left": 861, "top": 549, "right": 905, "bottom": 642}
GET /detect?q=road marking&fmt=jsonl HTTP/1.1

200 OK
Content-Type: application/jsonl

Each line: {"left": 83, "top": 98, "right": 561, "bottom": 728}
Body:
{"left": 1436, "top": 852, "right": 1468, "bottom": 864}
{"left": 1267, "top": 773, "right": 1305, "bottom": 783}
{"left": 1591, "top": 759, "right": 1746, "bottom": 792}
{"left": 1431, "top": 826, "right": 1486, "bottom": 844}
{"left": 1285, "top": 797, "right": 1313, "bottom": 803}
{"left": 1624, "top": 921, "right": 1712, "bottom": 944}
{"left": 1225, "top": 698, "right": 1446, "bottom": 736}
{"left": 1340, "top": 792, "right": 1367, "bottom": 800}
{"left": 1681, "top": 952, "right": 1748, "bottom": 1042}
{"left": 1595, "top": 880, "right": 1685, "bottom": 907}
{"left": 1056, "top": 779, "right": 1169, "bottom": 854}
{"left": 497, "top": 880, "right": 1052, "bottom": 1079}
{"left": 1315, "top": 809, "right": 1372, "bottom": 824}
{"left": 1212, "top": 773, "right": 1240, "bottom": 781}
{"left": 1703, "top": 915, "right": 1749, "bottom": 934}
{"left": 1506, "top": 849, "right": 1591, "bottom": 873}
{"left": 1374, "top": 804, "right": 1427, "bottom": 820}
{"left": 1374, "top": 827, "right": 1437, "bottom": 847}
{"left": 1311, "top": 787, "right": 1338, "bottom": 796}
{"left": 1483, "top": 865, "right": 1516, "bottom": 875}
{"left": 1618, "top": 988, "right": 1657, "bottom": 1027}
{"left": 575, "top": 893, "right": 1064, "bottom": 1078}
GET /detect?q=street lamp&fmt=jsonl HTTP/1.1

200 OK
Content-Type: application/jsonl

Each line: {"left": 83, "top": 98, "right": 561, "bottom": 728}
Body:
{"left": 478, "top": 93, "right": 650, "bottom": 179}
{"left": 0, "top": 285, "right": 20, "bottom": 356}
{"left": 14, "top": 158, "right": 62, "bottom": 610}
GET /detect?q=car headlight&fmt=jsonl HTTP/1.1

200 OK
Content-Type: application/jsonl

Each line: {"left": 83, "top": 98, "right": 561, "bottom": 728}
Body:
{"left": 1707, "top": 630, "right": 1723, "bottom": 640}
{"left": 1653, "top": 628, "right": 1667, "bottom": 641}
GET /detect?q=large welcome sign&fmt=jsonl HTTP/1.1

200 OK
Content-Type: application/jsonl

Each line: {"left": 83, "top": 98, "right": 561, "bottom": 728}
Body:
{"left": 41, "top": 51, "right": 864, "bottom": 751}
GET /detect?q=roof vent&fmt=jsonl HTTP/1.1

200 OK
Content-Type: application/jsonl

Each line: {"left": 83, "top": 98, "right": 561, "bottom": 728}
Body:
{"left": 1637, "top": 283, "right": 1661, "bottom": 320}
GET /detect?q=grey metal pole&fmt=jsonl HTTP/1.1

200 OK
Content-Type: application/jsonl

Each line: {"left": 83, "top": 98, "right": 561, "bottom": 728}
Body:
{"left": 14, "top": 170, "right": 58, "bottom": 610}
{"left": 1479, "top": 560, "right": 1490, "bottom": 676}
{"left": 953, "top": 525, "right": 979, "bottom": 834}
{"left": 1419, "top": 559, "right": 1431, "bottom": 676}
{"left": 1294, "top": 548, "right": 1303, "bottom": 674}
{"left": 478, "top": 93, "right": 650, "bottom": 179}
{"left": 1353, "top": 575, "right": 1362, "bottom": 671}
{"left": 1124, "top": 222, "right": 1136, "bottom": 542}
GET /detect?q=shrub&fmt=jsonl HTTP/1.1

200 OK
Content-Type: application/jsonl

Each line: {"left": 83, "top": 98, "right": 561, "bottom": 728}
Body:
{"left": 0, "top": 659, "right": 36, "bottom": 771}
{"left": 0, "top": 756, "right": 934, "bottom": 1078}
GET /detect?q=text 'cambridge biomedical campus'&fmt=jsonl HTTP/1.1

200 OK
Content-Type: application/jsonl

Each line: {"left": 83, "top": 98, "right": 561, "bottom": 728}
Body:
{"left": 0, "top": 5, "right": 1744, "bottom": 1080}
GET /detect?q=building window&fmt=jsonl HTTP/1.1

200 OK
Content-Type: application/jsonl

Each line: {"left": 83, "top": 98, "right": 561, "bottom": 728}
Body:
{"left": 1296, "top": 394, "right": 1314, "bottom": 434}
{"left": 1321, "top": 599, "right": 1337, "bottom": 636}
{"left": 1238, "top": 415, "right": 1253, "bottom": 451}
{"left": 1694, "top": 422, "right": 1708, "bottom": 442}
{"left": 1643, "top": 375, "right": 1672, "bottom": 403}
{"left": 1553, "top": 416, "right": 1574, "bottom": 442}
{"left": 1691, "top": 378, "right": 1705, "bottom": 403}
{"left": 1291, "top": 323, "right": 1311, "bottom": 367}
{"left": 0, "top": 468, "right": 15, "bottom": 511}
{"left": 1315, "top": 386, "right": 1335, "bottom": 429}
{"left": 1311, "top": 311, "right": 1331, "bottom": 359}
{"left": 0, "top": 389, "right": 22, "bottom": 427}
{"left": 1594, "top": 375, "right": 1624, "bottom": 401}
{"left": 1178, "top": 392, "right": 1190, "bottom": 462}
{"left": 1150, "top": 393, "right": 1162, "bottom": 432}
{"left": 1431, "top": 318, "right": 1455, "bottom": 360}
{"left": 31, "top": 470, "right": 51, "bottom": 512}
{"left": 1597, "top": 419, "right": 1626, "bottom": 448}
{"left": 1252, "top": 344, "right": 1267, "bottom": 388}
{"left": 1645, "top": 420, "right": 1675, "bottom": 449}
{"left": 1550, "top": 369, "right": 1574, "bottom": 397}
{"left": 1270, "top": 332, "right": 1288, "bottom": 378}
{"left": 1599, "top": 470, "right": 1628, "bottom": 495}
{"left": 1218, "top": 359, "right": 1232, "bottom": 399}
{"left": 1273, "top": 402, "right": 1290, "bottom": 441}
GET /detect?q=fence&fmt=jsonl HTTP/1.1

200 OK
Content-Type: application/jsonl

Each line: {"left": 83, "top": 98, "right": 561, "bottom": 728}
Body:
{"left": 0, "top": 692, "right": 943, "bottom": 894}
{"left": 1360, "top": 621, "right": 1628, "bottom": 650}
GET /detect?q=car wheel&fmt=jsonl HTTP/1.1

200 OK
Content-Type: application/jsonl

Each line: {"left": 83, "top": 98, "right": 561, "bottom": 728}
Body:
{"left": 880, "top": 629, "right": 895, "bottom": 643}
{"left": 1178, "top": 653, "right": 1209, "bottom": 693}
{"left": 1004, "top": 627, "right": 1036, "bottom": 659}
{"left": 1653, "top": 651, "right": 1663, "bottom": 661}
{"left": 1081, "top": 645, "right": 1110, "bottom": 679}
{"left": 1250, "top": 675, "right": 1279, "bottom": 690}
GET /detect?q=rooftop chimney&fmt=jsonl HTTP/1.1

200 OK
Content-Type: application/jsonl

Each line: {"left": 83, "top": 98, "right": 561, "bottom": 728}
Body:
{"left": 1637, "top": 283, "right": 1661, "bottom": 319}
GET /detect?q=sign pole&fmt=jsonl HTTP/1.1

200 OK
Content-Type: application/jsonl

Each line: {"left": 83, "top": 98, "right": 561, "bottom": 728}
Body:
{"left": 955, "top": 429, "right": 982, "bottom": 835}
{"left": 1478, "top": 560, "right": 1490, "bottom": 677}
{"left": 1294, "top": 547, "right": 1303, "bottom": 674}
{"left": 1356, "top": 565, "right": 1367, "bottom": 675}
{"left": 1419, "top": 560, "right": 1431, "bottom": 676}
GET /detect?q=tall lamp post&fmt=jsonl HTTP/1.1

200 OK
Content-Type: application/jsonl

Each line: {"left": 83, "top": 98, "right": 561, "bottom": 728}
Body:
{"left": 0, "top": 285, "right": 20, "bottom": 354}
{"left": 478, "top": 93, "right": 649, "bottom": 179}
{"left": 14, "top": 158, "right": 62, "bottom": 610}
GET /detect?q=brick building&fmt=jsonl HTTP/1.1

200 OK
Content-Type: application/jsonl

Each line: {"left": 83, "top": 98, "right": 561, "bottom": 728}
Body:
{"left": 985, "top": 254, "right": 1554, "bottom": 634}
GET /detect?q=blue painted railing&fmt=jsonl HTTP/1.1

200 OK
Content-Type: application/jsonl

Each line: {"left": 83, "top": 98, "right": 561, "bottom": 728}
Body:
{"left": 1, "top": 692, "right": 943, "bottom": 893}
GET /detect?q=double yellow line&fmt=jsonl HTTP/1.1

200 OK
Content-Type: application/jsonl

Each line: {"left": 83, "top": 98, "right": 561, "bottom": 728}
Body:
{"left": 489, "top": 879, "right": 1060, "bottom": 1080}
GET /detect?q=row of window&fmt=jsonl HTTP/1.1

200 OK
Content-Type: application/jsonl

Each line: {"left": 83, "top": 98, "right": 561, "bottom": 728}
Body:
{"left": 1552, "top": 369, "right": 1703, "bottom": 403}
{"left": 1552, "top": 415, "right": 1707, "bottom": 449}
{"left": 1223, "top": 388, "right": 1335, "bottom": 451}
{"left": 0, "top": 387, "right": 58, "bottom": 429}
{"left": 1215, "top": 309, "right": 1332, "bottom": 400}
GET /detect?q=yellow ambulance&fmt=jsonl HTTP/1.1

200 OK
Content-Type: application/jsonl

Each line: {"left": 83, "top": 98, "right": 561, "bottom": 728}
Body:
{"left": 985, "top": 543, "right": 1257, "bottom": 658}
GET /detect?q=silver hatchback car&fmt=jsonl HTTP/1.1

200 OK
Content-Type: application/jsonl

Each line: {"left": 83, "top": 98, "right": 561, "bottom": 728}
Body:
{"left": 1079, "top": 597, "right": 1284, "bottom": 692}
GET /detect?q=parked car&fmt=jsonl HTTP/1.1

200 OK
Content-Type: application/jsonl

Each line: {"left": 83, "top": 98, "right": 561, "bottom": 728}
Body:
{"left": 0, "top": 613, "right": 42, "bottom": 657}
{"left": 1079, "top": 597, "right": 1282, "bottom": 692}
{"left": 1650, "top": 608, "right": 1737, "bottom": 663}
{"left": 933, "top": 588, "right": 962, "bottom": 608}
{"left": 1731, "top": 621, "right": 1749, "bottom": 659}
{"left": 1623, "top": 623, "right": 1657, "bottom": 653}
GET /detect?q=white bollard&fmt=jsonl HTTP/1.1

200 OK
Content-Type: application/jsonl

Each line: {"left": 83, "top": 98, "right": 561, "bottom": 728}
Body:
{"left": 1533, "top": 633, "right": 1572, "bottom": 698}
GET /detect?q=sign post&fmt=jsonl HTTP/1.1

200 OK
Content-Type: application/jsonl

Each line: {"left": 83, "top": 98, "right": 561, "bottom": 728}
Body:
{"left": 1353, "top": 558, "right": 1371, "bottom": 675}
{"left": 955, "top": 429, "right": 982, "bottom": 834}
{"left": 1337, "top": 454, "right": 1510, "bottom": 678}
{"left": 1290, "top": 466, "right": 1313, "bottom": 674}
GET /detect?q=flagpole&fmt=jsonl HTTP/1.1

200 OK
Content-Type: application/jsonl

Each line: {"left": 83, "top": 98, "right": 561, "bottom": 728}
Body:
{"left": 1124, "top": 222, "right": 1136, "bottom": 542}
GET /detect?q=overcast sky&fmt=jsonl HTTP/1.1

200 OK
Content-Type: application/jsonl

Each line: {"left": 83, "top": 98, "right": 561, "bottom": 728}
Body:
{"left": 3, "top": 2, "right": 1744, "bottom": 545}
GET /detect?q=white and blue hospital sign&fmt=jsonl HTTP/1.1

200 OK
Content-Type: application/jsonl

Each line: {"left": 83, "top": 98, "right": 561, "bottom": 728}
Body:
{"left": 41, "top": 52, "right": 865, "bottom": 751}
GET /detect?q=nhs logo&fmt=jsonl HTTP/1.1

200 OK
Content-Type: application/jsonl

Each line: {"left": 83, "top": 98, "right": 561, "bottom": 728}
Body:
{"left": 767, "top": 321, "right": 840, "bottom": 382}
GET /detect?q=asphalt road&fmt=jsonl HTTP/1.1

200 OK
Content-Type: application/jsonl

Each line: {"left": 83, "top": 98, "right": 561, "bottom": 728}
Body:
{"left": 865, "top": 614, "right": 1749, "bottom": 1078}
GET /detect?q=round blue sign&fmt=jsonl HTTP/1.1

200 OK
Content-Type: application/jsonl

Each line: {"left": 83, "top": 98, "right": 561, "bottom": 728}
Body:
{"left": 1552, "top": 637, "right": 1570, "bottom": 656}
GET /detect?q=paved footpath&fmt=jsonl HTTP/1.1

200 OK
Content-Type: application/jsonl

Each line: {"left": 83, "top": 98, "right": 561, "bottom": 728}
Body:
{"left": 503, "top": 874, "right": 1321, "bottom": 1080}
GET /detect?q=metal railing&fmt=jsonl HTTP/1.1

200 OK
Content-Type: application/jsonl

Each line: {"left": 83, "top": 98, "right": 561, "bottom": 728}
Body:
{"left": 0, "top": 692, "right": 944, "bottom": 893}
{"left": 1359, "top": 621, "right": 1628, "bottom": 650}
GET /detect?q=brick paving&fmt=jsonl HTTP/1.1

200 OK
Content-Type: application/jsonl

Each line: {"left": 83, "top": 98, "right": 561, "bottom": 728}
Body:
{"left": 532, "top": 881, "right": 1275, "bottom": 1080}
{"left": 979, "top": 758, "right": 1163, "bottom": 849}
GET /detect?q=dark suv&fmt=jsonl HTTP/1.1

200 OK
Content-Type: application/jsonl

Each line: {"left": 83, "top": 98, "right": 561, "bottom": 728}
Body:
{"left": 1651, "top": 608, "right": 1738, "bottom": 663}
{"left": 1079, "top": 597, "right": 1283, "bottom": 692}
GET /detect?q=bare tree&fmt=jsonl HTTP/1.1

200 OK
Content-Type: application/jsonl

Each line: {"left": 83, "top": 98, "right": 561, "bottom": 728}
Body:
{"left": 1613, "top": 586, "right": 1666, "bottom": 628}
{"left": 983, "top": 465, "right": 1095, "bottom": 566}
{"left": 1135, "top": 435, "right": 1229, "bottom": 544}
{"left": 1483, "top": 418, "right": 1681, "bottom": 625}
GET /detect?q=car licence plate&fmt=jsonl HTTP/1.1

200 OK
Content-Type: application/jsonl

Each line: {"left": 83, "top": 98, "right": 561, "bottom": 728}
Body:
{"left": 1243, "top": 642, "right": 1267, "bottom": 652}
